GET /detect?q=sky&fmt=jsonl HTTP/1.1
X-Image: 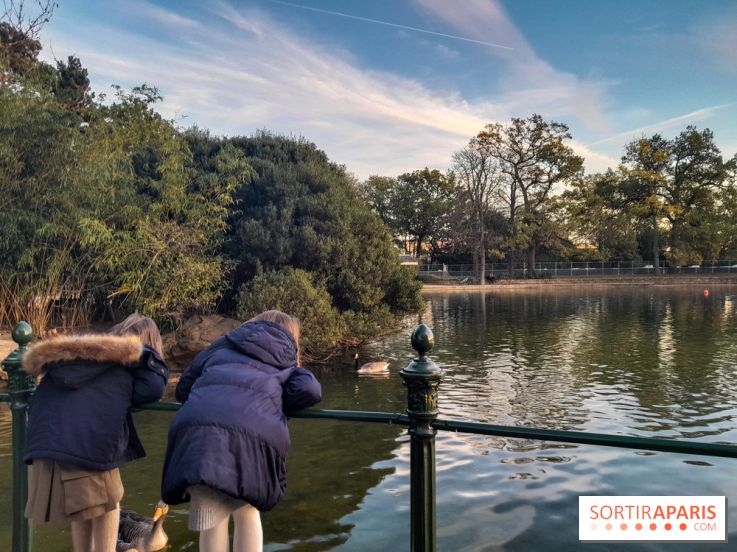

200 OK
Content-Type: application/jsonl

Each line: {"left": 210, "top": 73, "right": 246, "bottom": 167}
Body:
{"left": 38, "top": 0, "right": 737, "bottom": 179}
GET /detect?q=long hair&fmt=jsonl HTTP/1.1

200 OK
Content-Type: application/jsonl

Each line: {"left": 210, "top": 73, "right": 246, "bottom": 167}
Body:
{"left": 109, "top": 314, "right": 164, "bottom": 357}
{"left": 249, "top": 310, "right": 301, "bottom": 366}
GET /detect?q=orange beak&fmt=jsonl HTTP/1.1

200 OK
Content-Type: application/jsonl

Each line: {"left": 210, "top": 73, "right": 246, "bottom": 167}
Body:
{"left": 153, "top": 507, "right": 165, "bottom": 522}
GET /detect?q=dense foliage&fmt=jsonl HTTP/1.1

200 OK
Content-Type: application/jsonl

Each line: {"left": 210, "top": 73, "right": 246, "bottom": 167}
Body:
{"left": 0, "top": 77, "right": 243, "bottom": 330}
{"left": 363, "top": 116, "right": 737, "bottom": 278}
{"left": 1, "top": 22, "right": 424, "bottom": 345}
{"left": 221, "top": 132, "right": 424, "bottom": 353}
{"left": 237, "top": 268, "right": 347, "bottom": 357}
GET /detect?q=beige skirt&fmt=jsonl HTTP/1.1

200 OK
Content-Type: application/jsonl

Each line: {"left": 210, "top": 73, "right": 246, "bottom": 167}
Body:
{"left": 25, "top": 460, "right": 124, "bottom": 524}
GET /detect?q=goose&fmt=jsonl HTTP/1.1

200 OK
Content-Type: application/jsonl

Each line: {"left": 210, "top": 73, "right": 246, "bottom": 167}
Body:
{"left": 117, "top": 501, "right": 169, "bottom": 552}
{"left": 354, "top": 352, "right": 389, "bottom": 374}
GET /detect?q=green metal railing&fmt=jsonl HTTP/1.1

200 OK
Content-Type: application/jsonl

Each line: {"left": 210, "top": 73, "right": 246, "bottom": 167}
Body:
{"left": 3, "top": 322, "right": 737, "bottom": 552}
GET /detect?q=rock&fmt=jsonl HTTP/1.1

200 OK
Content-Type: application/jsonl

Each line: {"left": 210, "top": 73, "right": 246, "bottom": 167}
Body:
{"left": 163, "top": 314, "right": 242, "bottom": 370}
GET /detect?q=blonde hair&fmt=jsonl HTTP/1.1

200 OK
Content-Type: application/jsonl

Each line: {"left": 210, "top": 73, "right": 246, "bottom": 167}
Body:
{"left": 109, "top": 314, "right": 164, "bottom": 356}
{"left": 249, "top": 310, "right": 301, "bottom": 365}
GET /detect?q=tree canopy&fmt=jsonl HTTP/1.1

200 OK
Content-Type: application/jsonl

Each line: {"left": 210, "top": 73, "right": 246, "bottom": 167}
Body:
{"left": 0, "top": 19, "right": 423, "bottom": 346}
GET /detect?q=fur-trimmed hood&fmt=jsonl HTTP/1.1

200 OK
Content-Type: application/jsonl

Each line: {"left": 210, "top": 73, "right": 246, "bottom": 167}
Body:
{"left": 23, "top": 334, "right": 144, "bottom": 379}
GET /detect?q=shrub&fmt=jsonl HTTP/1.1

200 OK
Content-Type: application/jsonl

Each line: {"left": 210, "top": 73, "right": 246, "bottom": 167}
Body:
{"left": 236, "top": 268, "right": 346, "bottom": 359}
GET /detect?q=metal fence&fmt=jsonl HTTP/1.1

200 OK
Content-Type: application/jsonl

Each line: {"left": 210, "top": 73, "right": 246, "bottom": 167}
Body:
{"left": 420, "top": 260, "right": 737, "bottom": 280}
{"left": 3, "top": 322, "right": 737, "bottom": 551}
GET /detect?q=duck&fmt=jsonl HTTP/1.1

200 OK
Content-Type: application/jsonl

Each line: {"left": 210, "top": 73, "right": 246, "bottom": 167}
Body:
{"left": 116, "top": 501, "right": 169, "bottom": 552}
{"left": 354, "top": 352, "right": 389, "bottom": 374}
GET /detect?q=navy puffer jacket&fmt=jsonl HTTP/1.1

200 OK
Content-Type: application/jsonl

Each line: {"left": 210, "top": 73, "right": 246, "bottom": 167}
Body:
{"left": 23, "top": 334, "right": 168, "bottom": 471}
{"left": 161, "top": 320, "right": 321, "bottom": 511}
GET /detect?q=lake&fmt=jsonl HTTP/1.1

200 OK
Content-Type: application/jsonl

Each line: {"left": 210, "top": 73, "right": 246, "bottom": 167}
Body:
{"left": 2, "top": 285, "right": 737, "bottom": 551}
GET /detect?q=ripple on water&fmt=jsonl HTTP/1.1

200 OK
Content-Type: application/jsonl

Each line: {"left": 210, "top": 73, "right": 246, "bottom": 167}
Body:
{"left": 3, "top": 288, "right": 737, "bottom": 551}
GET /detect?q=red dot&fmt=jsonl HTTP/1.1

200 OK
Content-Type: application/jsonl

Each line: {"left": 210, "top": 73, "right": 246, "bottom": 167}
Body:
{"left": 606, "top": 523, "right": 613, "bottom": 531}
{"left": 636, "top": 523, "right": 643, "bottom": 530}
{"left": 665, "top": 523, "right": 672, "bottom": 531}
{"left": 680, "top": 523, "right": 687, "bottom": 531}
{"left": 650, "top": 523, "right": 657, "bottom": 530}
{"left": 620, "top": 523, "right": 628, "bottom": 531}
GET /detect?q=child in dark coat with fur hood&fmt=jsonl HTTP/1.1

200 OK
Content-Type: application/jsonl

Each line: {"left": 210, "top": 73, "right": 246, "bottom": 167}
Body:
{"left": 161, "top": 310, "right": 322, "bottom": 552}
{"left": 23, "top": 314, "right": 169, "bottom": 552}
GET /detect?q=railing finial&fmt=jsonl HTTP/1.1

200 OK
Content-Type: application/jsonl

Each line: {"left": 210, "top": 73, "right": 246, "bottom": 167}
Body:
{"left": 11, "top": 322, "right": 33, "bottom": 347}
{"left": 4, "top": 321, "right": 34, "bottom": 552}
{"left": 410, "top": 324, "right": 433, "bottom": 357}
{"left": 401, "top": 324, "right": 443, "bottom": 551}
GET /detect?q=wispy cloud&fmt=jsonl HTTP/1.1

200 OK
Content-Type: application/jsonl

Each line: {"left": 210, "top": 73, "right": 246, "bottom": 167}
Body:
{"left": 265, "top": 0, "right": 514, "bottom": 50}
{"left": 42, "top": 3, "right": 495, "bottom": 176}
{"left": 694, "top": 13, "right": 737, "bottom": 75}
{"left": 414, "top": 0, "right": 611, "bottom": 134}
{"left": 129, "top": 0, "right": 202, "bottom": 29}
{"left": 41, "top": 1, "right": 618, "bottom": 176}
{"left": 587, "top": 104, "right": 731, "bottom": 146}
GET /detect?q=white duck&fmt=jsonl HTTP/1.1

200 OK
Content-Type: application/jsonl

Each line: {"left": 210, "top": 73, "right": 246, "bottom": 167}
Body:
{"left": 354, "top": 352, "right": 389, "bottom": 374}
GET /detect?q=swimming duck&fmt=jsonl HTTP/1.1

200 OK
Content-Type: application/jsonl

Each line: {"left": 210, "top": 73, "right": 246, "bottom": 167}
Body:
{"left": 117, "top": 501, "right": 169, "bottom": 552}
{"left": 354, "top": 352, "right": 389, "bottom": 373}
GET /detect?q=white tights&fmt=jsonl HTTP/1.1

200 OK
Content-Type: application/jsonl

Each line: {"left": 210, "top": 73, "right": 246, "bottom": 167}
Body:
{"left": 70, "top": 506, "right": 120, "bottom": 552}
{"left": 199, "top": 504, "right": 263, "bottom": 552}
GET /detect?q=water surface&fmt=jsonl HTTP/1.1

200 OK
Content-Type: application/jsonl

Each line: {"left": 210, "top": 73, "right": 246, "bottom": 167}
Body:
{"left": 2, "top": 286, "right": 737, "bottom": 550}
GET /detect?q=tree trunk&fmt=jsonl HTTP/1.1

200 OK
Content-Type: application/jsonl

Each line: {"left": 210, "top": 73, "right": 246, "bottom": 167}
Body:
{"left": 472, "top": 244, "right": 479, "bottom": 282}
{"left": 528, "top": 246, "right": 536, "bottom": 277}
{"left": 652, "top": 215, "right": 659, "bottom": 275}
{"left": 478, "top": 223, "right": 486, "bottom": 285}
{"left": 415, "top": 235, "right": 424, "bottom": 259}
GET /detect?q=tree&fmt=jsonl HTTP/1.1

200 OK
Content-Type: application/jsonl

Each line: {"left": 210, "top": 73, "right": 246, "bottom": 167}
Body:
{"left": 0, "top": 73, "right": 243, "bottom": 328}
{"left": 387, "top": 168, "right": 455, "bottom": 259}
{"left": 719, "top": 160, "right": 737, "bottom": 257}
{"left": 237, "top": 268, "right": 347, "bottom": 359}
{"left": 54, "top": 55, "right": 92, "bottom": 110}
{"left": 616, "top": 128, "right": 728, "bottom": 269}
{"left": 357, "top": 175, "right": 394, "bottom": 227}
{"left": 663, "top": 127, "right": 727, "bottom": 264}
{"left": 477, "top": 114, "right": 583, "bottom": 273}
{"left": 1, "top": 0, "right": 57, "bottom": 38}
{"left": 0, "top": 0, "right": 55, "bottom": 83}
{"left": 555, "top": 172, "right": 639, "bottom": 260}
{"left": 451, "top": 138, "right": 500, "bottom": 283}
{"left": 225, "top": 133, "right": 423, "bottom": 348}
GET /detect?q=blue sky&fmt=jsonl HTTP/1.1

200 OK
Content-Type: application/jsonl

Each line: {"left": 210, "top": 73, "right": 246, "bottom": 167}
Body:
{"left": 40, "top": 0, "right": 737, "bottom": 178}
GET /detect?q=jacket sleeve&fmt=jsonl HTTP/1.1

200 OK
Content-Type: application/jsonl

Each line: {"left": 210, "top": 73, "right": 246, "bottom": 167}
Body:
{"left": 175, "top": 342, "right": 218, "bottom": 403}
{"left": 131, "top": 348, "right": 169, "bottom": 406}
{"left": 282, "top": 368, "right": 322, "bottom": 414}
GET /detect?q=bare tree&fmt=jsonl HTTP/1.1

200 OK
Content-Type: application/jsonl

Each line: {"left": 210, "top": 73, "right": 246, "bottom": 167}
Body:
{"left": 477, "top": 114, "right": 583, "bottom": 274}
{"left": 452, "top": 137, "right": 501, "bottom": 285}
{"left": 2, "top": 0, "right": 57, "bottom": 38}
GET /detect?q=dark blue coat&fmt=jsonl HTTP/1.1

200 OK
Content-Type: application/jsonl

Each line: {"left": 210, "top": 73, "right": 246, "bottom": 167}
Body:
{"left": 161, "top": 320, "right": 321, "bottom": 511}
{"left": 23, "top": 334, "right": 168, "bottom": 471}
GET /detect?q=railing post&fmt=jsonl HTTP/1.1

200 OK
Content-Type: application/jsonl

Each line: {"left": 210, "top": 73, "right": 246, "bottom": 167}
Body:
{"left": 400, "top": 324, "right": 442, "bottom": 552}
{"left": 3, "top": 321, "right": 34, "bottom": 552}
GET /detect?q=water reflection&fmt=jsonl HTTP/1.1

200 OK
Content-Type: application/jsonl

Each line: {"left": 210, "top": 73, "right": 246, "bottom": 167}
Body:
{"left": 1, "top": 286, "right": 737, "bottom": 550}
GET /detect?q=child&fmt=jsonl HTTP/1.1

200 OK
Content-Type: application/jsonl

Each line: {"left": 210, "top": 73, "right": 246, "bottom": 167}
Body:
{"left": 23, "top": 314, "right": 169, "bottom": 552}
{"left": 161, "top": 310, "right": 322, "bottom": 552}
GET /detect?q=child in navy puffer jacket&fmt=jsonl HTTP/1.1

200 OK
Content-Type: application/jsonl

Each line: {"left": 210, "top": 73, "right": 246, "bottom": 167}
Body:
{"left": 161, "top": 310, "right": 321, "bottom": 552}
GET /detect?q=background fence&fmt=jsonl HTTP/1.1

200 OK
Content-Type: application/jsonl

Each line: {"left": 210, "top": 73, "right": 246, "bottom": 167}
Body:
{"left": 419, "top": 260, "right": 737, "bottom": 280}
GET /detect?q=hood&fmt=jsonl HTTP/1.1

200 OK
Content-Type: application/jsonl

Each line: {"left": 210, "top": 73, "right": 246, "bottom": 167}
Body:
{"left": 23, "top": 334, "right": 144, "bottom": 388}
{"left": 225, "top": 321, "right": 297, "bottom": 369}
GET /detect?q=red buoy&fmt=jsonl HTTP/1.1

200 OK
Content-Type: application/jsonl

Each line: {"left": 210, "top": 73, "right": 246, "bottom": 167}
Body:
{"left": 703, "top": 289, "right": 710, "bottom": 298}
